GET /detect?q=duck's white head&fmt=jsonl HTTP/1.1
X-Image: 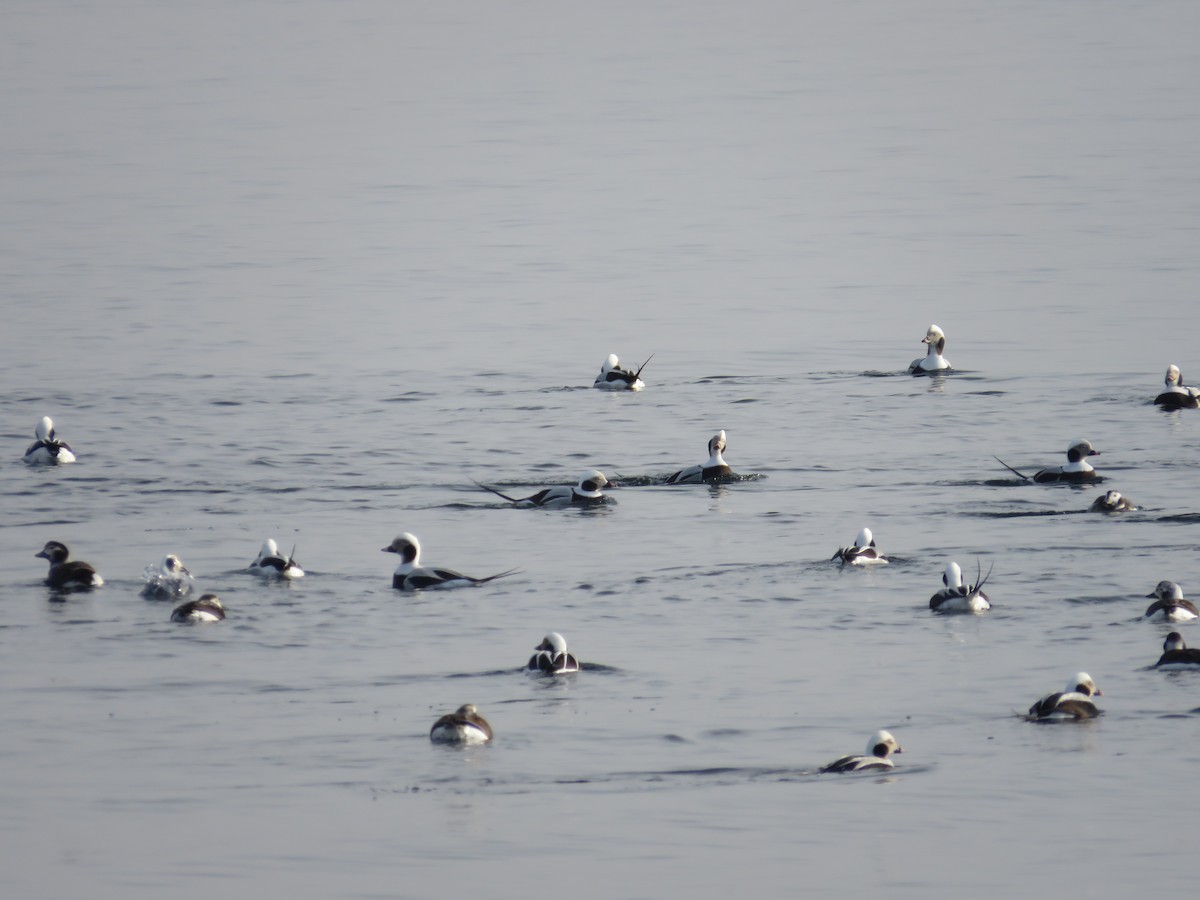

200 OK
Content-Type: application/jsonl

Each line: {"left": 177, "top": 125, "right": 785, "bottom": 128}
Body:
{"left": 1099, "top": 490, "right": 1123, "bottom": 508}
{"left": 1165, "top": 364, "right": 1183, "bottom": 387}
{"left": 602, "top": 354, "right": 620, "bottom": 372}
{"left": 1066, "top": 439, "right": 1098, "bottom": 462}
{"left": 1164, "top": 631, "right": 1187, "bottom": 652}
{"left": 1067, "top": 672, "right": 1101, "bottom": 697}
{"left": 577, "top": 470, "right": 609, "bottom": 498}
{"left": 921, "top": 325, "right": 946, "bottom": 349}
{"left": 35, "top": 416, "right": 56, "bottom": 442}
{"left": 162, "top": 554, "right": 190, "bottom": 576}
{"left": 381, "top": 532, "right": 421, "bottom": 565}
{"left": 1147, "top": 580, "right": 1184, "bottom": 601}
{"left": 854, "top": 527, "right": 874, "bottom": 549}
{"left": 536, "top": 632, "right": 569, "bottom": 655}
{"left": 866, "top": 730, "right": 903, "bottom": 758}
{"left": 942, "top": 561, "right": 963, "bottom": 588}
{"left": 259, "top": 538, "right": 280, "bottom": 559}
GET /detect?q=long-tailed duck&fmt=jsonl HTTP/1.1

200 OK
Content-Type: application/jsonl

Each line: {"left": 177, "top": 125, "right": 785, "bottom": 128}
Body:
{"left": 1034, "top": 440, "right": 1101, "bottom": 483}
{"left": 929, "top": 561, "right": 992, "bottom": 612}
{"left": 820, "top": 730, "right": 904, "bottom": 772}
{"left": 1089, "top": 490, "right": 1138, "bottom": 512}
{"left": 382, "top": 533, "right": 518, "bottom": 590}
{"left": 593, "top": 353, "right": 651, "bottom": 391}
{"left": 249, "top": 539, "right": 305, "bottom": 579}
{"left": 1027, "top": 673, "right": 1103, "bottom": 720}
{"left": 908, "top": 324, "right": 952, "bottom": 374}
{"left": 35, "top": 540, "right": 103, "bottom": 589}
{"left": 23, "top": 416, "right": 76, "bottom": 465}
{"left": 831, "top": 527, "right": 889, "bottom": 566}
{"left": 141, "top": 554, "right": 195, "bottom": 599}
{"left": 526, "top": 632, "right": 581, "bottom": 674}
{"left": 665, "top": 430, "right": 735, "bottom": 484}
{"left": 474, "top": 470, "right": 613, "bottom": 507}
{"left": 1155, "top": 632, "right": 1200, "bottom": 669}
{"left": 1143, "top": 581, "right": 1199, "bottom": 622}
{"left": 171, "top": 594, "right": 226, "bottom": 623}
{"left": 1154, "top": 365, "right": 1200, "bottom": 409}
{"left": 430, "top": 703, "right": 493, "bottom": 744}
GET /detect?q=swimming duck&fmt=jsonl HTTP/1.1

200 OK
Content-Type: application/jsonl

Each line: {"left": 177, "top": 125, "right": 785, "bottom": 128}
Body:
{"left": 382, "top": 533, "right": 518, "bottom": 591}
{"left": 929, "top": 561, "right": 992, "bottom": 612}
{"left": 141, "top": 554, "right": 195, "bottom": 599}
{"left": 526, "top": 632, "right": 581, "bottom": 674}
{"left": 248, "top": 539, "right": 305, "bottom": 579}
{"left": 908, "top": 324, "right": 952, "bottom": 374}
{"left": 23, "top": 416, "right": 76, "bottom": 464}
{"left": 831, "top": 527, "right": 888, "bottom": 566}
{"left": 995, "top": 440, "right": 1104, "bottom": 484}
{"left": 820, "top": 730, "right": 904, "bottom": 772}
{"left": 35, "top": 540, "right": 103, "bottom": 588}
{"left": 170, "top": 594, "right": 226, "bottom": 623}
{"left": 430, "top": 704, "right": 493, "bottom": 744}
{"left": 665, "top": 430, "right": 735, "bottom": 484}
{"left": 1027, "top": 673, "right": 1103, "bottom": 720}
{"left": 1155, "top": 632, "right": 1200, "bottom": 669}
{"left": 1089, "top": 490, "right": 1138, "bottom": 512}
{"left": 1143, "top": 581, "right": 1199, "bottom": 622}
{"left": 474, "top": 470, "right": 613, "bottom": 507}
{"left": 593, "top": 353, "right": 651, "bottom": 391}
{"left": 1153, "top": 365, "right": 1200, "bottom": 409}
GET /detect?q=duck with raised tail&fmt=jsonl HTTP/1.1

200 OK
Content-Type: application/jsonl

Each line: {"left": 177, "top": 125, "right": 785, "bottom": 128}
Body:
{"left": 23, "top": 417, "right": 76, "bottom": 464}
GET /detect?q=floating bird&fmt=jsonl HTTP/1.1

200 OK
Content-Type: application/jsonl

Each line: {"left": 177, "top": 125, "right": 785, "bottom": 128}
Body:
{"left": 831, "top": 527, "right": 889, "bottom": 566}
{"left": 249, "top": 539, "right": 305, "bottom": 579}
{"left": 908, "top": 324, "right": 952, "bottom": 374}
{"left": 170, "top": 594, "right": 226, "bottom": 624}
{"left": 23, "top": 416, "right": 76, "bottom": 465}
{"left": 474, "top": 470, "right": 613, "bottom": 508}
{"left": 665, "top": 430, "right": 735, "bottom": 484}
{"left": 1143, "top": 581, "right": 1199, "bottom": 622}
{"left": 35, "top": 540, "right": 103, "bottom": 589}
{"left": 1153, "top": 365, "right": 1200, "bottom": 409}
{"left": 1089, "top": 490, "right": 1138, "bottom": 512}
{"left": 820, "top": 730, "right": 904, "bottom": 772}
{"left": 429, "top": 704, "right": 493, "bottom": 744}
{"left": 526, "top": 632, "right": 581, "bottom": 674}
{"left": 995, "top": 439, "right": 1102, "bottom": 484}
{"left": 1155, "top": 632, "right": 1200, "bottom": 669}
{"left": 141, "top": 554, "right": 195, "bottom": 599}
{"left": 1027, "top": 673, "right": 1103, "bottom": 720}
{"left": 929, "top": 561, "right": 992, "bottom": 613}
{"left": 593, "top": 353, "right": 652, "bottom": 391}
{"left": 382, "top": 533, "right": 519, "bottom": 591}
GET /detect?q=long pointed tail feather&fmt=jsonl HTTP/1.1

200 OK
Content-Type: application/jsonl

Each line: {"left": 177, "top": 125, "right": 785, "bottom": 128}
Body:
{"left": 993, "top": 456, "right": 1030, "bottom": 480}
{"left": 472, "top": 480, "right": 523, "bottom": 503}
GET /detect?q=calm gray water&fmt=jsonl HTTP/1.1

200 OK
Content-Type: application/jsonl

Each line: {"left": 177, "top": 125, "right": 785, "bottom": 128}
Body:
{"left": 4, "top": 1, "right": 1200, "bottom": 897}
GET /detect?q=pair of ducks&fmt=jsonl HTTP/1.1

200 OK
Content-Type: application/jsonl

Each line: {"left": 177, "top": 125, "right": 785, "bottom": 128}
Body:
{"left": 602, "top": 326, "right": 952, "bottom": 383}
{"left": 431, "top": 702, "right": 907, "bottom": 775}
{"left": 475, "top": 430, "right": 736, "bottom": 510}
{"left": 430, "top": 631, "right": 581, "bottom": 745}
{"left": 832, "top": 530, "right": 994, "bottom": 613}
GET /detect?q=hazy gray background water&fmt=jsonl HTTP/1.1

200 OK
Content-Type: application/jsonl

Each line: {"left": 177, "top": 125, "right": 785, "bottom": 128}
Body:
{"left": 4, "top": 1, "right": 1200, "bottom": 897}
